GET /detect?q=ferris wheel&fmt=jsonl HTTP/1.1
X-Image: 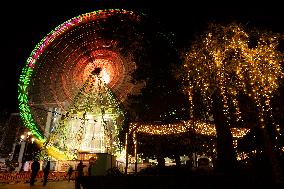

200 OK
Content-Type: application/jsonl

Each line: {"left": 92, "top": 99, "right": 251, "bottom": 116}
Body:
{"left": 18, "top": 9, "right": 151, "bottom": 160}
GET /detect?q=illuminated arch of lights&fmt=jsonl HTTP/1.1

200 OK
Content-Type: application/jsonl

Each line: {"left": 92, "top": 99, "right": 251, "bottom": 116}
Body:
{"left": 129, "top": 120, "right": 250, "bottom": 138}
{"left": 126, "top": 120, "right": 250, "bottom": 166}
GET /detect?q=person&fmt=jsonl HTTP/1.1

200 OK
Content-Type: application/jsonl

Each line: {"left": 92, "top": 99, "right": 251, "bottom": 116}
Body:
{"left": 83, "top": 163, "right": 88, "bottom": 177}
{"left": 43, "top": 161, "right": 50, "bottom": 186}
{"left": 67, "top": 165, "right": 74, "bottom": 182}
{"left": 30, "top": 159, "right": 40, "bottom": 186}
{"left": 88, "top": 157, "right": 96, "bottom": 176}
{"left": 88, "top": 161, "right": 96, "bottom": 176}
{"left": 76, "top": 160, "right": 86, "bottom": 189}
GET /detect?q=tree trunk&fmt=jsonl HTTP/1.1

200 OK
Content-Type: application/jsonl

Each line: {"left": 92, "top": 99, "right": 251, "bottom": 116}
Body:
{"left": 259, "top": 124, "right": 283, "bottom": 184}
{"left": 156, "top": 140, "right": 165, "bottom": 167}
{"left": 212, "top": 92, "right": 237, "bottom": 173}
{"left": 157, "top": 154, "right": 165, "bottom": 167}
{"left": 174, "top": 154, "right": 181, "bottom": 166}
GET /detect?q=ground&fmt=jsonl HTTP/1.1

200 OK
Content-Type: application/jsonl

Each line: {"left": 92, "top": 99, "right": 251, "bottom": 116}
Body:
{"left": 0, "top": 180, "right": 75, "bottom": 189}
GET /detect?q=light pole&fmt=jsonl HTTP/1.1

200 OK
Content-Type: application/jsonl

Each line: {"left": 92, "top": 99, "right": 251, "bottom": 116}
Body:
{"left": 18, "top": 131, "right": 35, "bottom": 171}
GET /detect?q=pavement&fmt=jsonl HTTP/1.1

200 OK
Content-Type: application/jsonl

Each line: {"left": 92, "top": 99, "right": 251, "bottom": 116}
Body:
{"left": 0, "top": 180, "right": 75, "bottom": 189}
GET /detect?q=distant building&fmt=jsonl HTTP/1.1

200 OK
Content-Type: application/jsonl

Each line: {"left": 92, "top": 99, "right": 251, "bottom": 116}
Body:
{"left": 0, "top": 113, "right": 25, "bottom": 159}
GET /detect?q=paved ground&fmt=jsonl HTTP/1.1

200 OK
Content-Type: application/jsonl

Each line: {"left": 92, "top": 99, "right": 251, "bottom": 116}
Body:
{"left": 0, "top": 180, "right": 75, "bottom": 189}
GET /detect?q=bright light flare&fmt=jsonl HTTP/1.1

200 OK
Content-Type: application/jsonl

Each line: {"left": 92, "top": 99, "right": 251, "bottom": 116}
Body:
{"left": 101, "top": 69, "right": 110, "bottom": 84}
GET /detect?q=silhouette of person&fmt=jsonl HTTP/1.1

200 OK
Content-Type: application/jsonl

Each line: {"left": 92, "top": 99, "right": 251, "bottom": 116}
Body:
{"left": 76, "top": 160, "right": 86, "bottom": 189}
{"left": 67, "top": 165, "right": 74, "bottom": 182}
{"left": 30, "top": 159, "right": 40, "bottom": 186}
{"left": 88, "top": 161, "right": 96, "bottom": 176}
{"left": 43, "top": 161, "right": 50, "bottom": 186}
{"left": 88, "top": 156, "right": 97, "bottom": 176}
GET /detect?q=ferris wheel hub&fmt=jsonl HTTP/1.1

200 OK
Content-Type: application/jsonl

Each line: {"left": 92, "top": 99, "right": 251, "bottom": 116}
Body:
{"left": 92, "top": 67, "right": 102, "bottom": 76}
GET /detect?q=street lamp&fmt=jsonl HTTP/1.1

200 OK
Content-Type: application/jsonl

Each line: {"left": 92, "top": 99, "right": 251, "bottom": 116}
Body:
{"left": 18, "top": 131, "right": 35, "bottom": 171}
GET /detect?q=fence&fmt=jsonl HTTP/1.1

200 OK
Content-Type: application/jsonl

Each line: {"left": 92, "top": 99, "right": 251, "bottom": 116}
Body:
{"left": 0, "top": 171, "right": 74, "bottom": 184}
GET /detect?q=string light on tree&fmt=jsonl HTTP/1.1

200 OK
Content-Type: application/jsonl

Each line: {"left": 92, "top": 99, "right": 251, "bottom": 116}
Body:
{"left": 182, "top": 23, "right": 283, "bottom": 136}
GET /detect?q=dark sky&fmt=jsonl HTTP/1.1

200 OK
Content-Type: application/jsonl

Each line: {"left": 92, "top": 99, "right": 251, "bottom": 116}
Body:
{"left": 0, "top": 0, "right": 283, "bottom": 113}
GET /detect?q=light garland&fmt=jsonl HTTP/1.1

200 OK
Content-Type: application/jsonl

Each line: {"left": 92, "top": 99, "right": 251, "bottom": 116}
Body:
{"left": 129, "top": 120, "right": 250, "bottom": 138}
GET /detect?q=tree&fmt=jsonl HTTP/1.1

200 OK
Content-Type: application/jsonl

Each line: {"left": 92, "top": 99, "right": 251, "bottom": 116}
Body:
{"left": 123, "top": 12, "right": 187, "bottom": 123}
{"left": 124, "top": 13, "right": 192, "bottom": 166}
{"left": 182, "top": 22, "right": 284, "bottom": 179}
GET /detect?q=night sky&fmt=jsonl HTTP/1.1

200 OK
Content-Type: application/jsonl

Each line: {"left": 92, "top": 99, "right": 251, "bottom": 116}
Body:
{"left": 0, "top": 0, "right": 283, "bottom": 113}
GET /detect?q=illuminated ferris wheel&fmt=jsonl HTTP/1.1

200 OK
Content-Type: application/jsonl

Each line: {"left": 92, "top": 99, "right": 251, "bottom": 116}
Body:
{"left": 18, "top": 9, "right": 148, "bottom": 160}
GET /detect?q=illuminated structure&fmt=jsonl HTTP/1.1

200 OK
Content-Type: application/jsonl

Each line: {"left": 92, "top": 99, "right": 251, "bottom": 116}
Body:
{"left": 126, "top": 120, "right": 250, "bottom": 173}
{"left": 42, "top": 70, "right": 125, "bottom": 159}
{"left": 18, "top": 9, "right": 146, "bottom": 160}
{"left": 129, "top": 120, "right": 250, "bottom": 138}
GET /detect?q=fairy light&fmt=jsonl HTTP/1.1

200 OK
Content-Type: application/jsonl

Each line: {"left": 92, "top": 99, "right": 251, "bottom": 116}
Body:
{"left": 236, "top": 151, "right": 249, "bottom": 161}
{"left": 128, "top": 120, "right": 250, "bottom": 162}
{"left": 129, "top": 120, "right": 250, "bottom": 138}
{"left": 182, "top": 23, "right": 283, "bottom": 137}
{"left": 230, "top": 128, "right": 250, "bottom": 138}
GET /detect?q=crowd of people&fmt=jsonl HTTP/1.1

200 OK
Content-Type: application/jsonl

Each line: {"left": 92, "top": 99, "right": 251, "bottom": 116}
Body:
{"left": 28, "top": 157, "right": 98, "bottom": 187}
